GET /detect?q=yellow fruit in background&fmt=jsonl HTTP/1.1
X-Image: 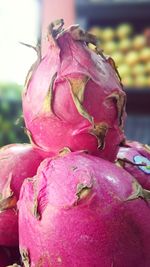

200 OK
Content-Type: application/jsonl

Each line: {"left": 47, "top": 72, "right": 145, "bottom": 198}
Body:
{"left": 103, "top": 41, "right": 118, "bottom": 54}
{"left": 135, "top": 75, "right": 148, "bottom": 88}
{"left": 132, "top": 35, "right": 146, "bottom": 50}
{"left": 88, "top": 27, "right": 102, "bottom": 40}
{"left": 119, "top": 38, "right": 132, "bottom": 52}
{"left": 118, "top": 64, "right": 131, "bottom": 78}
{"left": 111, "top": 52, "right": 124, "bottom": 66}
{"left": 88, "top": 43, "right": 97, "bottom": 52}
{"left": 132, "top": 64, "right": 145, "bottom": 76}
{"left": 147, "top": 77, "right": 150, "bottom": 87}
{"left": 116, "top": 23, "right": 133, "bottom": 39}
{"left": 125, "top": 51, "right": 139, "bottom": 66}
{"left": 145, "top": 62, "right": 150, "bottom": 73}
{"left": 122, "top": 76, "right": 134, "bottom": 88}
{"left": 140, "top": 48, "right": 150, "bottom": 62}
{"left": 102, "top": 28, "right": 115, "bottom": 41}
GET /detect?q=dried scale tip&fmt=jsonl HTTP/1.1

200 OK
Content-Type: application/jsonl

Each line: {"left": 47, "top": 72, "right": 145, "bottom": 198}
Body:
{"left": 47, "top": 19, "right": 99, "bottom": 47}
{"left": 20, "top": 249, "right": 30, "bottom": 267}
{"left": 106, "top": 56, "right": 123, "bottom": 85}
{"left": 19, "top": 41, "right": 38, "bottom": 52}
{"left": 67, "top": 24, "right": 99, "bottom": 46}
{"left": 0, "top": 194, "right": 17, "bottom": 212}
{"left": 20, "top": 40, "right": 42, "bottom": 95}
{"left": 6, "top": 264, "right": 21, "bottom": 267}
{"left": 19, "top": 41, "right": 41, "bottom": 61}
{"left": 48, "top": 19, "right": 64, "bottom": 38}
{"left": 91, "top": 122, "right": 109, "bottom": 150}
{"left": 76, "top": 183, "right": 92, "bottom": 203}
{"left": 126, "top": 180, "right": 150, "bottom": 201}
{"left": 59, "top": 147, "right": 72, "bottom": 156}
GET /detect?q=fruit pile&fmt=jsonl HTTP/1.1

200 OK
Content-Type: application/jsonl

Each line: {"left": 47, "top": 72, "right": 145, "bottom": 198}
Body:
{"left": 0, "top": 20, "right": 150, "bottom": 266}
{"left": 89, "top": 23, "right": 150, "bottom": 88}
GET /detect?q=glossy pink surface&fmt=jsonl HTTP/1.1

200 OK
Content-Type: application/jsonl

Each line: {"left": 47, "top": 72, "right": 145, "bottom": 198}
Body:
{"left": 19, "top": 152, "right": 150, "bottom": 267}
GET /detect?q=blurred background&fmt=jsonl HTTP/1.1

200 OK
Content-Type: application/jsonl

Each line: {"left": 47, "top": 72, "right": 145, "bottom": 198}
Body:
{"left": 0, "top": 0, "right": 150, "bottom": 146}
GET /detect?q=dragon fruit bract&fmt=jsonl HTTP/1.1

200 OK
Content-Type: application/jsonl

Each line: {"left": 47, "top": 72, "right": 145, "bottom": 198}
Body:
{"left": 117, "top": 140, "right": 150, "bottom": 190}
{"left": 0, "top": 144, "right": 44, "bottom": 247}
{"left": 19, "top": 152, "right": 150, "bottom": 267}
{"left": 22, "top": 19, "right": 126, "bottom": 162}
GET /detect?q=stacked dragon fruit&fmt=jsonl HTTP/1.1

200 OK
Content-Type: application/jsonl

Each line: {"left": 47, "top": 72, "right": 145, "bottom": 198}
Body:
{"left": 0, "top": 19, "right": 150, "bottom": 266}
{"left": 0, "top": 144, "right": 45, "bottom": 266}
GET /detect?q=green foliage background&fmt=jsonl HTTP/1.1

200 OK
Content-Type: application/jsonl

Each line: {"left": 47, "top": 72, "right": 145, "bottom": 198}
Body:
{"left": 0, "top": 83, "right": 28, "bottom": 147}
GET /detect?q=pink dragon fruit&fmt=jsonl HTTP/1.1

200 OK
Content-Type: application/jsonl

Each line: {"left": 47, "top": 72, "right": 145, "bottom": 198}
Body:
{"left": 18, "top": 152, "right": 150, "bottom": 267}
{"left": 0, "top": 143, "right": 45, "bottom": 247}
{"left": 22, "top": 19, "right": 126, "bottom": 162}
{"left": 117, "top": 140, "right": 150, "bottom": 190}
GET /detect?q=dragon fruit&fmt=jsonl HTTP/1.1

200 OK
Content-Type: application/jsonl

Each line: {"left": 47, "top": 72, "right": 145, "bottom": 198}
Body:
{"left": 117, "top": 140, "right": 150, "bottom": 190}
{"left": 22, "top": 19, "right": 126, "bottom": 162}
{"left": 0, "top": 143, "right": 45, "bottom": 247}
{"left": 18, "top": 152, "right": 150, "bottom": 267}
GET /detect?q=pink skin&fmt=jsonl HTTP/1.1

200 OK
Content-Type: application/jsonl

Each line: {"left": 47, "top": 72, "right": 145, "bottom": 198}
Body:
{"left": 117, "top": 140, "right": 150, "bottom": 190}
{"left": 22, "top": 23, "right": 126, "bottom": 162}
{"left": 19, "top": 152, "right": 150, "bottom": 267}
{"left": 0, "top": 144, "right": 45, "bottom": 247}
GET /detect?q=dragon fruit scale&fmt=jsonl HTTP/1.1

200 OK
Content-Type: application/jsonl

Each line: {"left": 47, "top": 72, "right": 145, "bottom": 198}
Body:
{"left": 22, "top": 19, "right": 126, "bottom": 162}
{"left": 18, "top": 152, "right": 150, "bottom": 267}
{"left": 0, "top": 143, "right": 45, "bottom": 247}
{"left": 117, "top": 140, "right": 150, "bottom": 190}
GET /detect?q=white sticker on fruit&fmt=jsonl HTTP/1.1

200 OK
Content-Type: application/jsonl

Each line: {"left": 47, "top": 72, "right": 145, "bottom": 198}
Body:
{"left": 133, "top": 155, "right": 150, "bottom": 174}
